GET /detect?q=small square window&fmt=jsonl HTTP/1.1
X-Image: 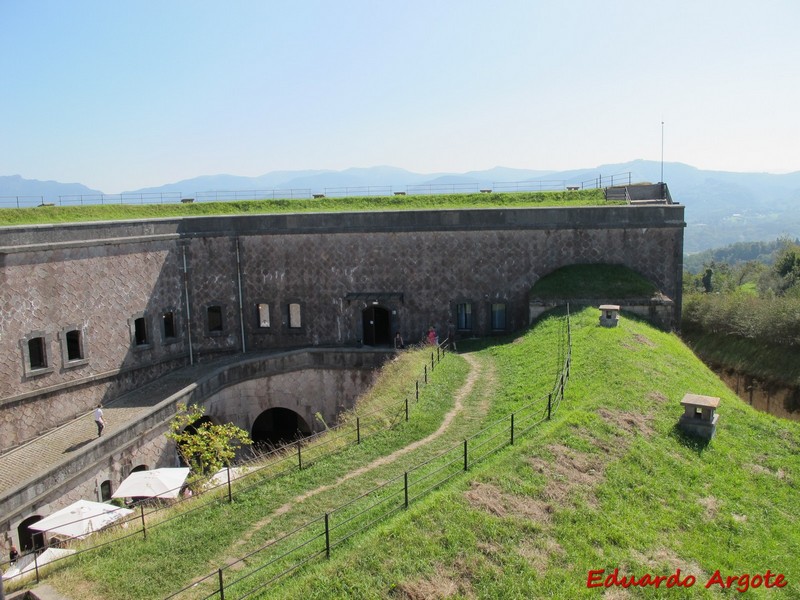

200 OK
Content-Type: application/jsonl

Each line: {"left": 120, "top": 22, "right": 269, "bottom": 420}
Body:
{"left": 456, "top": 303, "right": 473, "bottom": 331}
{"left": 207, "top": 305, "right": 224, "bottom": 333}
{"left": 134, "top": 317, "right": 149, "bottom": 346}
{"left": 491, "top": 303, "right": 507, "bottom": 330}
{"left": 257, "top": 303, "right": 271, "bottom": 328}
{"left": 21, "top": 331, "right": 54, "bottom": 376}
{"left": 288, "top": 303, "right": 302, "bottom": 329}
{"left": 28, "top": 337, "right": 47, "bottom": 369}
{"left": 162, "top": 311, "right": 177, "bottom": 340}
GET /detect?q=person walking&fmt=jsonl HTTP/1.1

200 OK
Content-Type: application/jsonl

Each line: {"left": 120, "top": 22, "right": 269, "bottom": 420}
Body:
{"left": 94, "top": 404, "right": 105, "bottom": 437}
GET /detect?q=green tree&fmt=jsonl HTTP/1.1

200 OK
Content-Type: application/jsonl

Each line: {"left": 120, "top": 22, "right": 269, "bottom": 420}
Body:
{"left": 166, "top": 403, "right": 252, "bottom": 485}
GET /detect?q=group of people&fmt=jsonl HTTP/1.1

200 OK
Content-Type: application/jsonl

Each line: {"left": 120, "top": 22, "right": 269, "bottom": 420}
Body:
{"left": 393, "top": 323, "right": 456, "bottom": 350}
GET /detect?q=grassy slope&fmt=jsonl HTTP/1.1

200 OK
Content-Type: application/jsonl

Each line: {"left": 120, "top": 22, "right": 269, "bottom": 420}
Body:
{"left": 38, "top": 309, "right": 800, "bottom": 598}
{"left": 531, "top": 264, "right": 659, "bottom": 299}
{"left": 0, "top": 190, "right": 612, "bottom": 226}
{"left": 268, "top": 309, "right": 800, "bottom": 599}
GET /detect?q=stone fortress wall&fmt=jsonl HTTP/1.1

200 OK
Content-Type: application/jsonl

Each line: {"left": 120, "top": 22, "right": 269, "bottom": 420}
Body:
{"left": 0, "top": 204, "right": 685, "bottom": 455}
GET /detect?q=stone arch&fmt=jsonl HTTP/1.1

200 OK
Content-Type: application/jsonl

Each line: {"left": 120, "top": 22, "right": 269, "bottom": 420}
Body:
{"left": 251, "top": 407, "right": 312, "bottom": 451}
{"left": 362, "top": 305, "right": 392, "bottom": 346}
{"left": 18, "top": 515, "right": 44, "bottom": 552}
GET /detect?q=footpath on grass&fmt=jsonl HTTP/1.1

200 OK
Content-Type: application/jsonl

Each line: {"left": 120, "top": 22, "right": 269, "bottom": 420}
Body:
{"left": 186, "top": 352, "right": 496, "bottom": 596}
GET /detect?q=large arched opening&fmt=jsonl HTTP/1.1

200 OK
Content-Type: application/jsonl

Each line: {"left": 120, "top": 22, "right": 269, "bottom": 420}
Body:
{"left": 18, "top": 515, "right": 44, "bottom": 552}
{"left": 251, "top": 407, "right": 312, "bottom": 451}
{"left": 362, "top": 306, "right": 391, "bottom": 346}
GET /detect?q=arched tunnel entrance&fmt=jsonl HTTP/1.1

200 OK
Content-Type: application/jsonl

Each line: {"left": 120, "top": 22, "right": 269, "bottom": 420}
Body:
{"left": 18, "top": 515, "right": 44, "bottom": 552}
{"left": 251, "top": 407, "right": 312, "bottom": 450}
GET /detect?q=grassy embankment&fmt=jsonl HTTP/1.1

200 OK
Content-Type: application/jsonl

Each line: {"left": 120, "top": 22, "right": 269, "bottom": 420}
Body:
{"left": 40, "top": 308, "right": 800, "bottom": 599}
{"left": 531, "top": 264, "right": 659, "bottom": 299}
{"left": 0, "top": 189, "right": 612, "bottom": 226}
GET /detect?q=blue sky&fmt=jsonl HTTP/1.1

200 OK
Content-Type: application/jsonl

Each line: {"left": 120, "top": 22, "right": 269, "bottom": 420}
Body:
{"left": 2, "top": 1, "right": 799, "bottom": 193}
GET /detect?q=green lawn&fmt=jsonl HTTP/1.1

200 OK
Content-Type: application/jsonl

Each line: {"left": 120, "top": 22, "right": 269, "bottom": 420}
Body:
{"left": 30, "top": 308, "right": 800, "bottom": 599}
{"left": 0, "top": 189, "right": 613, "bottom": 226}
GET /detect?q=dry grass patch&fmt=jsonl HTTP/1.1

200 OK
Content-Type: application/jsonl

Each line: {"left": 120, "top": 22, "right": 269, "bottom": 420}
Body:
{"left": 647, "top": 391, "right": 669, "bottom": 403}
{"left": 464, "top": 482, "right": 554, "bottom": 523}
{"left": 391, "top": 563, "right": 475, "bottom": 599}
{"left": 628, "top": 548, "right": 706, "bottom": 581}
{"left": 697, "top": 495, "right": 719, "bottom": 519}
{"left": 748, "top": 461, "right": 787, "bottom": 479}
{"left": 596, "top": 407, "right": 654, "bottom": 438}
{"left": 516, "top": 535, "right": 565, "bottom": 572}
{"left": 529, "top": 444, "right": 606, "bottom": 508}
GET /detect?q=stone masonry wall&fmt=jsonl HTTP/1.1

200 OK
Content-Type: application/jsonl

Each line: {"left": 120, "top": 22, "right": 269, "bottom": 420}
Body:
{"left": 0, "top": 205, "right": 685, "bottom": 452}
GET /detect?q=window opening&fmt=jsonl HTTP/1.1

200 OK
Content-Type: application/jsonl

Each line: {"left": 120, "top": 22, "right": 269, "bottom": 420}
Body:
{"left": 257, "top": 303, "right": 270, "bottom": 328}
{"left": 162, "top": 311, "right": 176, "bottom": 339}
{"left": 456, "top": 303, "right": 473, "bottom": 331}
{"left": 207, "top": 305, "right": 223, "bottom": 332}
{"left": 28, "top": 337, "right": 47, "bottom": 369}
{"left": 134, "top": 317, "right": 148, "bottom": 346}
{"left": 65, "top": 329, "right": 83, "bottom": 361}
{"left": 288, "top": 303, "right": 302, "bottom": 329}
{"left": 491, "top": 303, "right": 507, "bottom": 330}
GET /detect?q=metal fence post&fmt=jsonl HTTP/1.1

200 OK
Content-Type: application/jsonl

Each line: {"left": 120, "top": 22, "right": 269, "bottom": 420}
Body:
{"left": 33, "top": 552, "right": 40, "bottom": 583}
{"left": 325, "top": 513, "right": 331, "bottom": 559}
{"left": 227, "top": 465, "right": 232, "bottom": 503}
{"left": 297, "top": 441, "right": 302, "bottom": 470}
{"left": 357, "top": 417, "right": 361, "bottom": 444}
{"left": 415, "top": 380, "right": 419, "bottom": 401}
{"left": 463, "top": 439, "right": 468, "bottom": 471}
{"left": 511, "top": 413, "right": 515, "bottom": 445}
{"left": 405, "top": 397, "right": 409, "bottom": 422}
{"left": 424, "top": 365, "right": 427, "bottom": 384}
{"left": 218, "top": 568, "right": 225, "bottom": 600}
{"left": 141, "top": 504, "right": 146, "bottom": 539}
{"left": 404, "top": 472, "right": 409, "bottom": 508}
{"left": 431, "top": 352, "right": 434, "bottom": 371}
{"left": 547, "top": 393, "right": 552, "bottom": 421}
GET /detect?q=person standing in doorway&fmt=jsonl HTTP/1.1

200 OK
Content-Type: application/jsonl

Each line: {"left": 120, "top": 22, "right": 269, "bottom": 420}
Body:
{"left": 9, "top": 545, "right": 18, "bottom": 564}
{"left": 94, "top": 404, "right": 105, "bottom": 437}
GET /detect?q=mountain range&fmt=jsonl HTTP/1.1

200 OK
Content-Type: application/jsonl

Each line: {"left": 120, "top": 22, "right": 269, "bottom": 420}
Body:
{"left": 2, "top": 160, "right": 799, "bottom": 253}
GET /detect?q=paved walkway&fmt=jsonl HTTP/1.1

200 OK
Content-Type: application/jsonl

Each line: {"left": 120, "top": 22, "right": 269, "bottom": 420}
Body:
{"left": 0, "top": 353, "right": 256, "bottom": 499}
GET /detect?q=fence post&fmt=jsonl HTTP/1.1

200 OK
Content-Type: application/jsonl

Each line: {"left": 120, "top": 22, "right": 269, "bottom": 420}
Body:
{"left": 424, "top": 365, "right": 427, "bottom": 384}
{"left": 547, "top": 393, "right": 552, "bottom": 421}
{"left": 463, "top": 439, "right": 468, "bottom": 471}
{"left": 140, "top": 504, "right": 146, "bottom": 539}
{"left": 405, "top": 397, "right": 409, "bottom": 422}
{"left": 297, "top": 441, "right": 302, "bottom": 470}
{"left": 404, "top": 472, "right": 409, "bottom": 508}
{"left": 34, "top": 552, "right": 40, "bottom": 583}
{"left": 437, "top": 346, "right": 440, "bottom": 363}
{"left": 218, "top": 568, "right": 225, "bottom": 600}
{"left": 325, "top": 513, "right": 331, "bottom": 559}
{"left": 415, "top": 380, "right": 419, "bottom": 401}
{"left": 511, "top": 413, "right": 515, "bottom": 445}
{"left": 431, "top": 352, "right": 434, "bottom": 371}
{"left": 357, "top": 417, "right": 361, "bottom": 444}
{"left": 227, "top": 465, "right": 232, "bottom": 503}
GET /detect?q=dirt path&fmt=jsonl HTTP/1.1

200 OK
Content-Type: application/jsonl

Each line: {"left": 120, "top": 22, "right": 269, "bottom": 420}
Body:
{"left": 222, "top": 352, "right": 488, "bottom": 563}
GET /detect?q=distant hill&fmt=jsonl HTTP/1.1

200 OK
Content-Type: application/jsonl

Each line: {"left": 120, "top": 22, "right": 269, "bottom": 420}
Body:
{"left": 2, "top": 161, "right": 799, "bottom": 252}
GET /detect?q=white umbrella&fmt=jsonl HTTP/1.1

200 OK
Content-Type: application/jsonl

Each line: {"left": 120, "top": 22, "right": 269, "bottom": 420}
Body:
{"left": 206, "top": 466, "right": 249, "bottom": 488}
{"left": 112, "top": 467, "right": 190, "bottom": 499}
{"left": 28, "top": 500, "right": 133, "bottom": 540}
{"left": 2, "top": 547, "right": 75, "bottom": 582}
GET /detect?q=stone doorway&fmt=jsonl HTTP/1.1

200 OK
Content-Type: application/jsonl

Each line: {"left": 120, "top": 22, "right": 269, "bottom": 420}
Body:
{"left": 18, "top": 515, "right": 44, "bottom": 552}
{"left": 362, "top": 306, "right": 391, "bottom": 346}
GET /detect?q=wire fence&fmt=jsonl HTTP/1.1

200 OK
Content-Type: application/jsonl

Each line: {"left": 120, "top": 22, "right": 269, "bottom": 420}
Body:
{"left": 164, "top": 308, "right": 571, "bottom": 600}
{"left": 1, "top": 307, "right": 571, "bottom": 599}
{"left": 0, "top": 340, "right": 452, "bottom": 592}
{"left": 0, "top": 174, "right": 632, "bottom": 208}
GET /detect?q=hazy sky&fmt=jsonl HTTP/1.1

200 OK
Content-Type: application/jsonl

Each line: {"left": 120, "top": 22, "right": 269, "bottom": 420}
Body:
{"left": 2, "top": 1, "right": 799, "bottom": 193}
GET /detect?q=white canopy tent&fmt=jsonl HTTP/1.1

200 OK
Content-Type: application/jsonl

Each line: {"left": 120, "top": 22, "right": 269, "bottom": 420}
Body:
{"left": 112, "top": 467, "right": 191, "bottom": 499}
{"left": 28, "top": 499, "right": 133, "bottom": 540}
{"left": 2, "top": 547, "right": 75, "bottom": 582}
